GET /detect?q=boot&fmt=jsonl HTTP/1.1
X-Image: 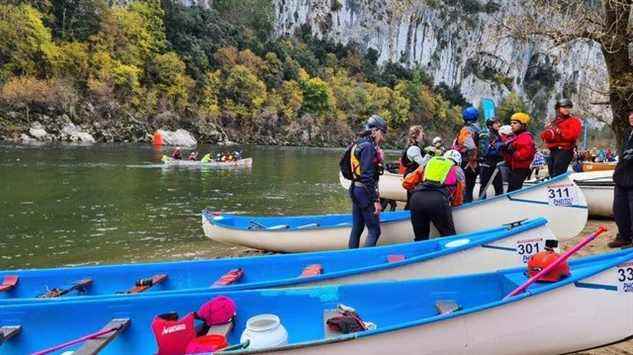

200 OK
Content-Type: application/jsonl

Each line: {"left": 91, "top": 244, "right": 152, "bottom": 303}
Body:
{"left": 608, "top": 235, "right": 633, "bottom": 249}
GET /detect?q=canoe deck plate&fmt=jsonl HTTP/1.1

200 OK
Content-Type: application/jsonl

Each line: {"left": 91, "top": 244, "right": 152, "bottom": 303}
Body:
{"left": 74, "top": 318, "right": 130, "bottom": 355}
{"left": 436, "top": 300, "right": 461, "bottom": 315}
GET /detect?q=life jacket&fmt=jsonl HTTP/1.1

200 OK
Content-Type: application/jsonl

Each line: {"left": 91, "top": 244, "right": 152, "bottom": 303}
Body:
{"left": 340, "top": 139, "right": 381, "bottom": 182}
{"left": 152, "top": 312, "right": 197, "bottom": 355}
{"left": 422, "top": 157, "right": 454, "bottom": 185}
{"left": 400, "top": 144, "right": 420, "bottom": 176}
{"left": 452, "top": 124, "right": 480, "bottom": 162}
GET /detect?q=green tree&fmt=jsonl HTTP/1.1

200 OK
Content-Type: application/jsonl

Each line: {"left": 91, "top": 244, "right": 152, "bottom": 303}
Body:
{"left": 497, "top": 92, "right": 529, "bottom": 124}
{"left": 51, "top": 0, "right": 107, "bottom": 41}
{"left": 300, "top": 74, "right": 335, "bottom": 116}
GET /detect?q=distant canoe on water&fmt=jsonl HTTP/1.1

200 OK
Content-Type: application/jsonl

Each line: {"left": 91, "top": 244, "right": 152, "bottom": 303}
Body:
{"left": 0, "top": 218, "right": 552, "bottom": 304}
{"left": 1, "top": 250, "right": 632, "bottom": 354}
{"left": 204, "top": 173, "right": 588, "bottom": 252}
{"left": 161, "top": 155, "right": 253, "bottom": 168}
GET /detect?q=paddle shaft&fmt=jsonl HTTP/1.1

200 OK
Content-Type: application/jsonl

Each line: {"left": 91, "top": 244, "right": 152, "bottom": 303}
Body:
{"left": 503, "top": 226, "right": 608, "bottom": 300}
{"left": 479, "top": 162, "right": 504, "bottom": 200}
{"left": 32, "top": 326, "right": 120, "bottom": 355}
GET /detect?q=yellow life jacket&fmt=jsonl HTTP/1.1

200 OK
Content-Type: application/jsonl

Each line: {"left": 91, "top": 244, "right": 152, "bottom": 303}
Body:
{"left": 423, "top": 157, "right": 453, "bottom": 184}
{"left": 350, "top": 144, "right": 361, "bottom": 179}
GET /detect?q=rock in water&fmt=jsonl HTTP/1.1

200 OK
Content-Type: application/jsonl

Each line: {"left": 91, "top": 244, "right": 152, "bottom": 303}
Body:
{"left": 156, "top": 129, "right": 197, "bottom": 146}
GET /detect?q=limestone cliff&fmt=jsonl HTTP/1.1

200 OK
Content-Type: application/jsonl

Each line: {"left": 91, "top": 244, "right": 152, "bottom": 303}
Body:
{"left": 274, "top": 0, "right": 609, "bottom": 121}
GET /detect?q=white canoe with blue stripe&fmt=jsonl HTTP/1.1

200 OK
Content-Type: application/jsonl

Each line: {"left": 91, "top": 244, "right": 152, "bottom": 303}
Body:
{"left": 203, "top": 173, "right": 588, "bottom": 252}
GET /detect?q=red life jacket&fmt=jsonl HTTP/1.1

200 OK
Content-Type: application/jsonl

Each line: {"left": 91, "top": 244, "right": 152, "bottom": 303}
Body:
{"left": 506, "top": 131, "right": 536, "bottom": 170}
{"left": 540, "top": 115, "right": 582, "bottom": 150}
{"left": 151, "top": 312, "right": 197, "bottom": 355}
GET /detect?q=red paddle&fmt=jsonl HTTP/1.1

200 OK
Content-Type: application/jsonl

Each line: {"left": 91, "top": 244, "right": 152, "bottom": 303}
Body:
{"left": 504, "top": 226, "right": 608, "bottom": 300}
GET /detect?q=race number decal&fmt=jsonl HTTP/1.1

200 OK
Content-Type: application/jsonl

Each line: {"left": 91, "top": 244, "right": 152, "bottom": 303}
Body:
{"left": 616, "top": 262, "right": 633, "bottom": 293}
{"left": 546, "top": 183, "right": 578, "bottom": 207}
{"left": 516, "top": 237, "right": 544, "bottom": 263}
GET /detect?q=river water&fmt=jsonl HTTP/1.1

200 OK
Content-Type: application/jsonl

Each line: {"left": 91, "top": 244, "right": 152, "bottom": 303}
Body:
{"left": 0, "top": 144, "right": 356, "bottom": 269}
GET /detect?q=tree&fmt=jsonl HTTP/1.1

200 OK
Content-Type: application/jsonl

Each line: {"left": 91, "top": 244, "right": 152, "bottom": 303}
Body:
{"left": 504, "top": 1, "right": 632, "bottom": 148}
{"left": 50, "top": 0, "right": 107, "bottom": 41}
{"left": 497, "top": 92, "right": 529, "bottom": 124}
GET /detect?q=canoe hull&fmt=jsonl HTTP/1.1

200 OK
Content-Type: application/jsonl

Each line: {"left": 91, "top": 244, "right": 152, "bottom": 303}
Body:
{"left": 258, "top": 270, "right": 633, "bottom": 355}
{"left": 162, "top": 157, "right": 253, "bottom": 168}
{"left": 205, "top": 174, "right": 588, "bottom": 251}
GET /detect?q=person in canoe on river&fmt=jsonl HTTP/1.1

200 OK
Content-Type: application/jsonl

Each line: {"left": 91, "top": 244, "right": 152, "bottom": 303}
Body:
{"left": 172, "top": 147, "right": 182, "bottom": 160}
{"left": 345, "top": 114, "right": 388, "bottom": 248}
{"left": 188, "top": 152, "right": 199, "bottom": 161}
{"left": 407, "top": 149, "right": 465, "bottom": 241}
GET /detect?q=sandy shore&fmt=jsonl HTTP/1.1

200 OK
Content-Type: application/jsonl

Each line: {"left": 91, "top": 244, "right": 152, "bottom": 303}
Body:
{"left": 564, "top": 219, "right": 633, "bottom": 355}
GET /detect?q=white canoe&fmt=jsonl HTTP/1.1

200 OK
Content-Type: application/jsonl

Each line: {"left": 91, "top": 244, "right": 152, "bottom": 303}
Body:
{"left": 203, "top": 174, "right": 588, "bottom": 252}
{"left": 340, "top": 171, "right": 407, "bottom": 201}
{"left": 161, "top": 155, "right": 253, "bottom": 168}
{"left": 571, "top": 170, "right": 614, "bottom": 218}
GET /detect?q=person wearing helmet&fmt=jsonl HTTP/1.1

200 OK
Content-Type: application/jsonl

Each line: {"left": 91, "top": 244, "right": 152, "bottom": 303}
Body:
{"left": 172, "top": 147, "right": 182, "bottom": 160}
{"left": 400, "top": 125, "right": 432, "bottom": 209}
{"left": 479, "top": 117, "right": 505, "bottom": 199}
{"left": 346, "top": 114, "right": 388, "bottom": 248}
{"left": 452, "top": 106, "right": 481, "bottom": 203}
{"left": 424, "top": 136, "right": 445, "bottom": 157}
{"left": 608, "top": 111, "right": 633, "bottom": 248}
{"left": 407, "top": 149, "right": 465, "bottom": 241}
{"left": 501, "top": 112, "right": 536, "bottom": 192}
{"left": 540, "top": 98, "right": 583, "bottom": 177}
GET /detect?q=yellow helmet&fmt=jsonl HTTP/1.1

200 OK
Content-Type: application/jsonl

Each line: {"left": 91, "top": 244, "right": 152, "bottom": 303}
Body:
{"left": 510, "top": 112, "right": 531, "bottom": 125}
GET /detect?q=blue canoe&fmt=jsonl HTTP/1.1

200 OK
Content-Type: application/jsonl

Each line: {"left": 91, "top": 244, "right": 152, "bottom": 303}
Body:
{"left": 203, "top": 173, "right": 588, "bottom": 252}
{"left": 1, "top": 250, "right": 632, "bottom": 354}
{"left": 0, "top": 218, "right": 552, "bottom": 304}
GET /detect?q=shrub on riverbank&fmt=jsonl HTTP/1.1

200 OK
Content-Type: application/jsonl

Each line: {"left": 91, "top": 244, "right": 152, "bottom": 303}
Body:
{"left": 0, "top": 0, "right": 467, "bottom": 147}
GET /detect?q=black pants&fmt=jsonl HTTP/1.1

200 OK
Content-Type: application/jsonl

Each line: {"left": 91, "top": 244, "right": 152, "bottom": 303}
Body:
{"left": 614, "top": 184, "right": 633, "bottom": 242}
{"left": 508, "top": 168, "right": 531, "bottom": 192}
{"left": 548, "top": 148, "right": 574, "bottom": 177}
{"left": 463, "top": 165, "right": 479, "bottom": 203}
{"left": 479, "top": 161, "right": 503, "bottom": 198}
{"left": 409, "top": 189, "right": 456, "bottom": 241}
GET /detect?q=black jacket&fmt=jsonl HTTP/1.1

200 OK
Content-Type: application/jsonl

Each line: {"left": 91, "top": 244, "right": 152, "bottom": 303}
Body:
{"left": 614, "top": 130, "right": 633, "bottom": 188}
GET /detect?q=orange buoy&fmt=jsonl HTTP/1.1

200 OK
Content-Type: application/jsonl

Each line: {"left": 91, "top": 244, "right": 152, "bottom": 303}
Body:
{"left": 152, "top": 131, "right": 163, "bottom": 146}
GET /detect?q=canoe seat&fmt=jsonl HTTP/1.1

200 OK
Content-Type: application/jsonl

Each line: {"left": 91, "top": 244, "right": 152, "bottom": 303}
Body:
{"left": 266, "top": 224, "right": 289, "bottom": 230}
{"left": 300, "top": 264, "right": 323, "bottom": 277}
{"left": 0, "top": 325, "right": 21, "bottom": 345}
{"left": 0, "top": 275, "right": 18, "bottom": 292}
{"left": 435, "top": 300, "right": 461, "bottom": 315}
{"left": 40, "top": 278, "right": 93, "bottom": 298}
{"left": 296, "top": 223, "right": 319, "bottom": 230}
{"left": 387, "top": 255, "right": 406, "bottom": 263}
{"left": 126, "top": 274, "right": 167, "bottom": 294}
{"left": 73, "top": 318, "right": 130, "bottom": 355}
{"left": 206, "top": 316, "right": 235, "bottom": 337}
{"left": 213, "top": 268, "right": 244, "bottom": 286}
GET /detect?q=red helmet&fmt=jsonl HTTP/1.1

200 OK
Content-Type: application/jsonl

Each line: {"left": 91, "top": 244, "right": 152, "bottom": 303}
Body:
{"left": 527, "top": 251, "right": 570, "bottom": 282}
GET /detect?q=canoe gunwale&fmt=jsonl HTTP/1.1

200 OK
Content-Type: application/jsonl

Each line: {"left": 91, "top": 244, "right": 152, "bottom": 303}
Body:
{"left": 219, "top": 250, "right": 633, "bottom": 354}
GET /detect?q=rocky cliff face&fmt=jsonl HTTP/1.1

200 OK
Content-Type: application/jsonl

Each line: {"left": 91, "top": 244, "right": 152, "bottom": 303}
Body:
{"left": 274, "top": 0, "right": 609, "bottom": 121}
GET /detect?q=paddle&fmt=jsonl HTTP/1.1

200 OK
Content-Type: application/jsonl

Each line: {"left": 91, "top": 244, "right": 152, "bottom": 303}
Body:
{"left": 38, "top": 278, "right": 92, "bottom": 298}
{"left": 479, "top": 161, "right": 505, "bottom": 200}
{"left": 503, "top": 226, "right": 608, "bottom": 300}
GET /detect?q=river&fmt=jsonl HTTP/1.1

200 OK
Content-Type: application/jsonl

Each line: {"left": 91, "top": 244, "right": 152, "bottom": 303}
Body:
{"left": 0, "top": 144, "right": 354, "bottom": 269}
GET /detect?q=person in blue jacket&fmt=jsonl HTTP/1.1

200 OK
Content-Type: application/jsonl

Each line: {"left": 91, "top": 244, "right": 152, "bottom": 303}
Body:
{"left": 347, "top": 115, "right": 388, "bottom": 248}
{"left": 479, "top": 117, "right": 505, "bottom": 198}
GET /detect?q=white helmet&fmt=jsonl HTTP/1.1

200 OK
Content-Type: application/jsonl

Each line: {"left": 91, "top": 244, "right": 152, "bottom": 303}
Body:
{"left": 499, "top": 125, "right": 513, "bottom": 136}
{"left": 432, "top": 136, "right": 443, "bottom": 145}
{"left": 443, "top": 149, "right": 462, "bottom": 166}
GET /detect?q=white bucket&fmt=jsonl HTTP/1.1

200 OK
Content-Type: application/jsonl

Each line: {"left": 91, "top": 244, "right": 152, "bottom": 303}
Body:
{"left": 240, "top": 314, "right": 288, "bottom": 349}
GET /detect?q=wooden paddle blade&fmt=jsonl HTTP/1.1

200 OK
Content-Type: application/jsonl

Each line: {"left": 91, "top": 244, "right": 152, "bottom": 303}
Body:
{"left": 73, "top": 318, "right": 130, "bottom": 355}
{"left": 0, "top": 325, "right": 21, "bottom": 345}
{"left": 0, "top": 275, "right": 18, "bottom": 292}
{"left": 127, "top": 274, "right": 168, "bottom": 294}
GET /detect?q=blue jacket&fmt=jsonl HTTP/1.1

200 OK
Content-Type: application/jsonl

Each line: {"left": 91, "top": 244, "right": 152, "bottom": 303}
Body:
{"left": 482, "top": 130, "right": 504, "bottom": 160}
{"left": 352, "top": 136, "right": 380, "bottom": 204}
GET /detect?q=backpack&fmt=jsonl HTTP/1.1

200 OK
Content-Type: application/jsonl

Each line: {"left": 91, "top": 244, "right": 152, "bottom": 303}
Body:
{"left": 339, "top": 144, "right": 356, "bottom": 180}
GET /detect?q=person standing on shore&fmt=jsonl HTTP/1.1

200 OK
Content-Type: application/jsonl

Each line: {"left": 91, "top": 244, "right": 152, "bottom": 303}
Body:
{"left": 400, "top": 125, "right": 432, "bottom": 209}
{"left": 608, "top": 112, "right": 633, "bottom": 249}
{"left": 452, "top": 106, "right": 481, "bottom": 202}
{"left": 540, "top": 99, "right": 582, "bottom": 177}
{"left": 345, "top": 115, "right": 388, "bottom": 249}
{"left": 479, "top": 117, "right": 504, "bottom": 198}
{"left": 502, "top": 113, "right": 536, "bottom": 192}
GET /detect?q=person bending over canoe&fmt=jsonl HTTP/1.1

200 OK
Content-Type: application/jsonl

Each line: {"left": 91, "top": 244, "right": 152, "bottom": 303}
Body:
{"left": 346, "top": 115, "right": 388, "bottom": 248}
{"left": 400, "top": 125, "right": 432, "bottom": 209}
{"left": 540, "top": 99, "right": 583, "bottom": 177}
{"left": 608, "top": 111, "right": 633, "bottom": 249}
{"left": 501, "top": 113, "right": 536, "bottom": 192}
{"left": 171, "top": 147, "right": 183, "bottom": 160}
{"left": 408, "top": 150, "right": 465, "bottom": 241}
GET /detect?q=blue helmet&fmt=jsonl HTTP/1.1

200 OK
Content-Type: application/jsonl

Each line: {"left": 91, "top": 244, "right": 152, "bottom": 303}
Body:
{"left": 462, "top": 107, "right": 479, "bottom": 122}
